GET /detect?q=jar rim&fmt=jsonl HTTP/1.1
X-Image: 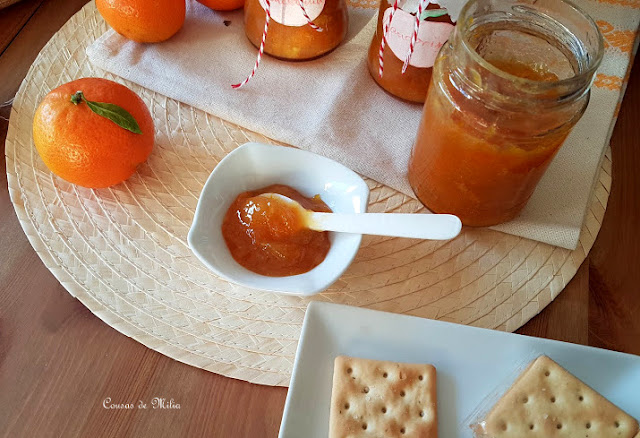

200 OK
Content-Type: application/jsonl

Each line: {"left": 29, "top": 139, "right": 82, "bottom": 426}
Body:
{"left": 456, "top": 0, "right": 604, "bottom": 91}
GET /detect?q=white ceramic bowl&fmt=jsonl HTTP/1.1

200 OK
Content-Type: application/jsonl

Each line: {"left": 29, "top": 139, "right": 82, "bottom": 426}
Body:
{"left": 187, "top": 142, "right": 370, "bottom": 296}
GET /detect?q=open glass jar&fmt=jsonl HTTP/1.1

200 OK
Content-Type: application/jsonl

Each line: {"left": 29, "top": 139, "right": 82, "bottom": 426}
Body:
{"left": 367, "top": 0, "right": 455, "bottom": 103}
{"left": 408, "top": 0, "right": 604, "bottom": 226}
{"left": 244, "top": 0, "right": 349, "bottom": 60}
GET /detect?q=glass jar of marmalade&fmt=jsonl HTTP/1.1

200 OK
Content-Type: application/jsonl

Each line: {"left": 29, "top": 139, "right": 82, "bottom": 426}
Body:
{"left": 244, "top": 0, "right": 349, "bottom": 60}
{"left": 408, "top": 0, "right": 603, "bottom": 226}
{"left": 367, "top": 0, "right": 454, "bottom": 103}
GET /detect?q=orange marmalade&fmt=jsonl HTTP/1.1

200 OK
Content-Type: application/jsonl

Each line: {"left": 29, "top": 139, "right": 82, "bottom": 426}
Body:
{"left": 408, "top": 0, "right": 603, "bottom": 226}
{"left": 244, "top": 0, "right": 348, "bottom": 60}
{"left": 221, "top": 184, "right": 332, "bottom": 276}
{"left": 367, "top": 2, "right": 454, "bottom": 103}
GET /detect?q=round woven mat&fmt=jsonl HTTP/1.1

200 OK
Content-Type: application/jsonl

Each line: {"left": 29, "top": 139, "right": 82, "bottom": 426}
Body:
{"left": 5, "top": 2, "right": 611, "bottom": 386}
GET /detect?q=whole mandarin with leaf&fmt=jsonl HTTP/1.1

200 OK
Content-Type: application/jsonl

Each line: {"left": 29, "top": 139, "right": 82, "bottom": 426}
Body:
{"left": 197, "top": 0, "right": 244, "bottom": 11}
{"left": 33, "top": 77, "right": 154, "bottom": 188}
{"left": 96, "top": 0, "right": 186, "bottom": 43}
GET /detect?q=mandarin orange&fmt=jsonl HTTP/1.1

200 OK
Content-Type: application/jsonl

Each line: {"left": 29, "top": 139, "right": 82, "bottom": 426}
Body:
{"left": 33, "top": 78, "right": 154, "bottom": 189}
{"left": 96, "top": 0, "right": 186, "bottom": 43}
{"left": 197, "top": 0, "right": 244, "bottom": 11}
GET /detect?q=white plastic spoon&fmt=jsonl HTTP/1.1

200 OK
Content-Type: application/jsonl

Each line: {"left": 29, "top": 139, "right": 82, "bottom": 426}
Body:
{"left": 260, "top": 193, "right": 462, "bottom": 240}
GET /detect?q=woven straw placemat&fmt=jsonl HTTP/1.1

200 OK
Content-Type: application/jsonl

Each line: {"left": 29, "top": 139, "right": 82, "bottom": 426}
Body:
{"left": 5, "top": 2, "right": 611, "bottom": 386}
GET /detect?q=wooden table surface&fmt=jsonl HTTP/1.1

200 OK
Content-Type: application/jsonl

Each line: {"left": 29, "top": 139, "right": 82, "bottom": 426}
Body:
{"left": 1, "top": 1, "right": 638, "bottom": 437}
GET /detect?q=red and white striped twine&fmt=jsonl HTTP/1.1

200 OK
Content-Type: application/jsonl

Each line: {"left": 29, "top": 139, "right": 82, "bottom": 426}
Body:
{"left": 232, "top": 0, "right": 271, "bottom": 89}
{"left": 402, "top": 0, "right": 426, "bottom": 73}
{"left": 232, "top": 0, "right": 321, "bottom": 88}
{"left": 378, "top": 0, "right": 400, "bottom": 78}
{"left": 299, "top": 0, "right": 323, "bottom": 31}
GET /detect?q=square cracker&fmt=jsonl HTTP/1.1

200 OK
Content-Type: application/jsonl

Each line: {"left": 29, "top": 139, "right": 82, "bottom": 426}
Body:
{"left": 329, "top": 356, "right": 437, "bottom": 438}
{"left": 477, "top": 355, "right": 639, "bottom": 437}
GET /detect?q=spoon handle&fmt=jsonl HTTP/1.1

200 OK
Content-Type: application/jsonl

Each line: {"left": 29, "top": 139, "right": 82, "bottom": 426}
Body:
{"left": 307, "top": 212, "right": 462, "bottom": 240}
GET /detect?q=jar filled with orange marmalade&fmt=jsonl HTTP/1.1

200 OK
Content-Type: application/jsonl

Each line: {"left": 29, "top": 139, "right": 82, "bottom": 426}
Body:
{"left": 244, "top": 0, "right": 348, "bottom": 60}
{"left": 408, "top": 0, "right": 603, "bottom": 226}
{"left": 367, "top": 0, "right": 455, "bottom": 103}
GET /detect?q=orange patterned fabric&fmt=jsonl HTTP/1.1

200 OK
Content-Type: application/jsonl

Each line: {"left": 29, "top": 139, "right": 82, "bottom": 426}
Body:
{"left": 595, "top": 74, "right": 624, "bottom": 90}
{"left": 596, "top": 0, "right": 639, "bottom": 8}
{"left": 597, "top": 20, "right": 637, "bottom": 53}
{"left": 566, "top": 1, "right": 638, "bottom": 91}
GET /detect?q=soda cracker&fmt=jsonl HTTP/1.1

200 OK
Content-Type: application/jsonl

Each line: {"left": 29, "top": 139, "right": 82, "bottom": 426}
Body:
{"left": 329, "top": 356, "right": 438, "bottom": 437}
{"left": 475, "top": 355, "right": 639, "bottom": 437}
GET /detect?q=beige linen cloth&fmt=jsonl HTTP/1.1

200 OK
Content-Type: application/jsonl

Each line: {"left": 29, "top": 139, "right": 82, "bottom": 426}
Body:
{"left": 87, "top": 0, "right": 640, "bottom": 250}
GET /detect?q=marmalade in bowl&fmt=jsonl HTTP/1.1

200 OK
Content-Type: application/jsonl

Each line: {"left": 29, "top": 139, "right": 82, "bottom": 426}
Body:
{"left": 221, "top": 184, "right": 332, "bottom": 276}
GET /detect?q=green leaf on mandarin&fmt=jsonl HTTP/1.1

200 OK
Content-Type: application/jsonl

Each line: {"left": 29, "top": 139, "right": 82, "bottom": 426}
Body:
{"left": 70, "top": 91, "right": 143, "bottom": 134}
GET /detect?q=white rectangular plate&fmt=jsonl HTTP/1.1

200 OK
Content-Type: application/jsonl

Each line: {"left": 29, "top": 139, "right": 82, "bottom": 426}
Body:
{"left": 279, "top": 301, "right": 640, "bottom": 437}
